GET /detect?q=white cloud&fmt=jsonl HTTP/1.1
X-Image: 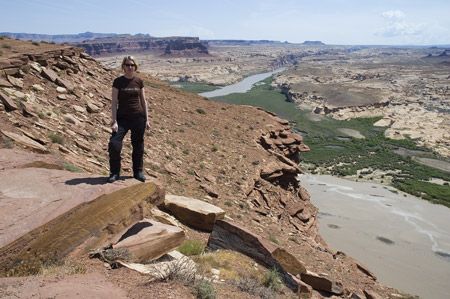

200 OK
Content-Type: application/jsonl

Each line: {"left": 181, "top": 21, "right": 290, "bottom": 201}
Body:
{"left": 382, "top": 10, "right": 405, "bottom": 20}
{"left": 377, "top": 10, "right": 427, "bottom": 41}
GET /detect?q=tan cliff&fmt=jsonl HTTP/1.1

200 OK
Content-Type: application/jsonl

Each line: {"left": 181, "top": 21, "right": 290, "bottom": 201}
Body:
{"left": 0, "top": 37, "right": 408, "bottom": 298}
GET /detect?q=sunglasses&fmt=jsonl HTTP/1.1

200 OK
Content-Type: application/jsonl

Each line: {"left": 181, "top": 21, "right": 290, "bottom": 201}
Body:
{"left": 124, "top": 63, "right": 135, "bottom": 67}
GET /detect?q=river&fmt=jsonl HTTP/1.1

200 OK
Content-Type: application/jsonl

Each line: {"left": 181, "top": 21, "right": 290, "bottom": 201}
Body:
{"left": 300, "top": 174, "right": 450, "bottom": 299}
{"left": 199, "top": 68, "right": 285, "bottom": 98}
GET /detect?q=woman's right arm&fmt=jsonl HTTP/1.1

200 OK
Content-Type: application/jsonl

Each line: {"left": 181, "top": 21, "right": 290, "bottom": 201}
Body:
{"left": 111, "top": 87, "right": 119, "bottom": 132}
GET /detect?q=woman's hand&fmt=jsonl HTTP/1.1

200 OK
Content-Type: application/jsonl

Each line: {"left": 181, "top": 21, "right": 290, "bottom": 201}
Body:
{"left": 111, "top": 121, "right": 118, "bottom": 132}
{"left": 145, "top": 121, "right": 150, "bottom": 130}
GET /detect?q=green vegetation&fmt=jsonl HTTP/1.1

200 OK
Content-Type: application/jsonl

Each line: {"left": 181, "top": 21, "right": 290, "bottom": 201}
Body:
{"left": 196, "top": 108, "right": 206, "bottom": 114}
{"left": 169, "top": 81, "right": 221, "bottom": 94}
{"left": 268, "top": 236, "right": 279, "bottom": 245}
{"left": 1, "top": 43, "right": 11, "bottom": 49}
{"left": 48, "top": 133, "right": 64, "bottom": 145}
{"left": 263, "top": 268, "right": 283, "bottom": 293}
{"left": 214, "top": 75, "right": 450, "bottom": 208}
{"left": 194, "top": 279, "right": 216, "bottom": 299}
{"left": 63, "top": 162, "right": 84, "bottom": 173}
{"left": 2, "top": 137, "right": 15, "bottom": 149}
{"left": 20, "top": 65, "right": 30, "bottom": 73}
{"left": 37, "top": 111, "right": 46, "bottom": 119}
{"left": 177, "top": 240, "right": 205, "bottom": 256}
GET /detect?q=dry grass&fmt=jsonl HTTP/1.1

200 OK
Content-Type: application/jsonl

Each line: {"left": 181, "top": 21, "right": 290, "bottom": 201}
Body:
{"left": 39, "top": 258, "right": 87, "bottom": 276}
{"left": 193, "top": 250, "right": 263, "bottom": 281}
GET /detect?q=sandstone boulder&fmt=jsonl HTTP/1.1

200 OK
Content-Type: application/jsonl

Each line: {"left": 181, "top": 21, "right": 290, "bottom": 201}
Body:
{"left": 0, "top": 91, "right": 17, "bottom": 111}
{"left": 55, "top": 77, "right": 74, "bottom": 92}
{"left": 0, "top": 182, "right": 164, "bottom": 275}
{"left": 300, "top": 270, "right": 343, "bottom": 295}
{"left": 1, "top": 130, "right": 48, "bottom": 153}
{"left": 207, "top": 219, "right": 305, "bottom": 291}
{"left": 200, "top": 183, "right": 219, "bottom": 198}
{"left": 113, "top": 219, "right": 185, "bottom": 263}
{"left": 363, "top": 289, "right": 383, "bottom": 299}
{"left": 150, "top": 207, "right": 184, "bottom": 228}
{"left": 6, "top": 75, "right": 23, "bottom": 89}
{"left": 164, "top": 194, "right": 225, "bottom": 231}
{"left": 0, "top": 149, "right": 62, "bottom": 171}
{"left": 41, "top": 67, "right": 58, "bottom": 82}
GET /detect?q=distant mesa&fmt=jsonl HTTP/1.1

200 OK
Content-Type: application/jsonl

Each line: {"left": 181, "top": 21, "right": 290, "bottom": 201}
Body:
{"left": 0, "top": 31, "right": 116, "bottom": 43}
{"left": 72, "top": 35, "right": 210, "bottom": 57}
{"left": 301, "top": 41, "right": 325, "bottom": 45}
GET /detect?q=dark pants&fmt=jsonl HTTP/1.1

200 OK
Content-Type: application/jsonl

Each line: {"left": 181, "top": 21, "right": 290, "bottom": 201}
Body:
{"left": 108, "top": 115, "right": 146, "bottom": 175}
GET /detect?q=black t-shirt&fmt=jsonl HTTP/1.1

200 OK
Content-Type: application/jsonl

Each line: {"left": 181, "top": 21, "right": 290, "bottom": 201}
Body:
{"left": 112, "top": 76, "right": 144, "bottom": 118}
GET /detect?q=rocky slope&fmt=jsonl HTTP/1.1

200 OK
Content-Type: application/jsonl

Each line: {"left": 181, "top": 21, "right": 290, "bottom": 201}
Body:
{"left": 0, "top": 37, "right": 408, "bottom": 298}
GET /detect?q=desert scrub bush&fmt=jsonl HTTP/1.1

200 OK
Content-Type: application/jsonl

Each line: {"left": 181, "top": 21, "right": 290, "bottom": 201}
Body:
{"left": 178, "top": 240, "right": 205, "bottom": 256}
{"left": 224, "top": 201, "right": 232, "bottom": 207}
{"left": 196, "top": 108, "right": 206, "bottom": 114}
{"left": 48, "top": 133, "right": 64, "bottom": 145}
{"left": 2, "top": 43, "right": 11, "bottom": 49}
{"left": 32, "top": 41, "right": 40, "bottom": 46}
{"left": 63, "top": 161, "right": 84, "bottom": 173}
{"left": 269, "top": 235, "right": 279, "bottom": 245}
{"left": 235, "top": 275, "right": 277, "bottom": 299}
{"left": 194, "top": 279, "right": 216, "bottom": 299}
{"left": 148, "top": 255, "right": 197, "bottom": 283}
{"left": 20, "top": 65, "right": 30, "bottom": 73}
{"left": 65, "top": 117, "right": 75, "bottom": 124}
{"left": 40, "top": 258, "right": 86, "bottom": 276}
{"left": 183, "top": 149, "right": 190, "bottom": 155}
{"left": 289, "top": 237, "right": 301, "bottom": 244}
{"left": 37, "top": 111, "right": 46, "bottom": 119}
{"left": 263, "top": 268, "right": 283, "bottom": 293}
{"left": 2, "top": 137, "right": 15, "bottom": 149}
{"left": 211, "top": 145, "right": 219, "bottom": 152}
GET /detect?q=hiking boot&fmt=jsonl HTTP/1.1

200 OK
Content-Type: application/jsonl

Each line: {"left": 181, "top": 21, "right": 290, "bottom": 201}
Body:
{"left": 133, "top": 172, "right": 146, "bottom": 182}
{"left": 107, "top": 173, "right": 120, "bottom": 183}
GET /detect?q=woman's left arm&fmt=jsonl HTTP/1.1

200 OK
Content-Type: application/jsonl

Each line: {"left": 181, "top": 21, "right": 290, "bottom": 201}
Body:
{"left": 140, "top": 87, "right": 150, "bottom": 130}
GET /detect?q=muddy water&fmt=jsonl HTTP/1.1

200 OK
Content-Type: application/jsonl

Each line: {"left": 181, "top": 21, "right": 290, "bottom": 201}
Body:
{"left": 300, "top": 173, "right": 450, "bottom": 299}
{"left": 199, "top": 68, "right": 285, "bottom": 98}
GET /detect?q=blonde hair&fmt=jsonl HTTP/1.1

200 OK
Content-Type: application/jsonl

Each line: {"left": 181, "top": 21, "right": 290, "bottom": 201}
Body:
{"left": 121, "top": 55, "right": 139, "bottom": 71}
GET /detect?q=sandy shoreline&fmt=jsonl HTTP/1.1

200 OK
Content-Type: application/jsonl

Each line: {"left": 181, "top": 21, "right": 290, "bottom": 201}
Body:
{"left": 299, "top": 174, "right": 450, "bottom": 299}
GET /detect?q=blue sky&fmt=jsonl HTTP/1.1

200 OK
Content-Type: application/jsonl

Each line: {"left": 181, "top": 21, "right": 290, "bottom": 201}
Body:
{"left": 1, "top": 0, "right": 449, "bottom": 45}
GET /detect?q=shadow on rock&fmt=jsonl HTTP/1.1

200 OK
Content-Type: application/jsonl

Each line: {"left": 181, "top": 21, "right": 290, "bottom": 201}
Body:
{"left": 65, "top": 176, "right": 130, "bottom": 185}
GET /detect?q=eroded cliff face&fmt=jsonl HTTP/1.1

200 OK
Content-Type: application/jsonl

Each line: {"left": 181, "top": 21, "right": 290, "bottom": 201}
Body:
{"left": 0, "top": 38, "right": 405, "bottom": 298}
{"left": 72, "top": 35, "right": 209, "bottom": 57}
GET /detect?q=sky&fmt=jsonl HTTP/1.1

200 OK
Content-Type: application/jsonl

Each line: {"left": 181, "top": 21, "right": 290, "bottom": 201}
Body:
{"left": 1, "top": 0, "right": 449, "bottom": 45}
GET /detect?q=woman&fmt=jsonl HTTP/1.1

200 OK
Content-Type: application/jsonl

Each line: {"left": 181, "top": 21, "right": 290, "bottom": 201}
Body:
{"left": 107, "top": 55, "right": 150, "bottom": 183}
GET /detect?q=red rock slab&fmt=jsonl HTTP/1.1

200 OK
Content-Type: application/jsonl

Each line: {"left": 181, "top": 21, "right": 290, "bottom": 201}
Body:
{"left": 0, "top": 272, "right": 127, "bottom": 298}
{"left": 0, "top": 149, "right": 62, "bottom": 170}
{"left": 114, "top": 219, "right": 185, "bottom": 263}
{"left": 0, "top": 91, "right": 17, "bottom": 111}
{"left": 0, "top": 167, "right": 140, "bottom": 248}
